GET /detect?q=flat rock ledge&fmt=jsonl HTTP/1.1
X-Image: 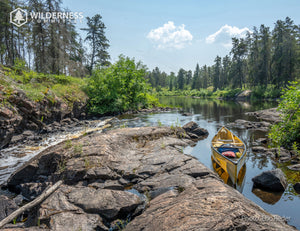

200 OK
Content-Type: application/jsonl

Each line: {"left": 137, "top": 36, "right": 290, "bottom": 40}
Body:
{"left": 2, "top": 126, "right": 296, "bottom": 231}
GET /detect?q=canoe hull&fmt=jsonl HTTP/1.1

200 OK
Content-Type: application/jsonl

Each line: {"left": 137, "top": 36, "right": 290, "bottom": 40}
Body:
{"left": 211, "top": 147, "right": 246, "bottom": 183}
{"left": 211, "top": 126, "right": 247, "bottom": 184}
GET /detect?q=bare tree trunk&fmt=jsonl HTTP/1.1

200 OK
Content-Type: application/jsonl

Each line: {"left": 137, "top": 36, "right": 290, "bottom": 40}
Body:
{"left": 0, "top": 180, "right": 63, "bottom": 229}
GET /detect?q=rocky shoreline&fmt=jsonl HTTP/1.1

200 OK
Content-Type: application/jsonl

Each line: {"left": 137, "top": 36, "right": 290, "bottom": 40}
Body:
{"left": 0, "top": 83, "right": 175, "bottom": 150}
{"left": 0, "top": 121, "right": 296, "bottom": 230}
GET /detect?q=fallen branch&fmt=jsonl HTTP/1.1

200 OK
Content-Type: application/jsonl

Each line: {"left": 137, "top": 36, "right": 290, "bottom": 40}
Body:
{"left": 0, "top": 180, "right": 63, "bottom": 229}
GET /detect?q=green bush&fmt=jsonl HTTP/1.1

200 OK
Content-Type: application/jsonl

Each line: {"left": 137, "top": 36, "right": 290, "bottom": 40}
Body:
{"left": 269, "top": 81, "right": 300, "bottom": 149}
{"left": 251, "top": 85, "right": 282, "bottom": 99}
{"left": 85, "top": 55, "right": 160, "bottom": 114}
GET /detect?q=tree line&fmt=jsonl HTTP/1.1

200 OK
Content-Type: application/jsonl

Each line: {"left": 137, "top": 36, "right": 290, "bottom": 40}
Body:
{"left": 0, "top": 0, "right": 109, "bottom": 76}
{"left": 147, "top": 17, "right": 300, "bottom": 92}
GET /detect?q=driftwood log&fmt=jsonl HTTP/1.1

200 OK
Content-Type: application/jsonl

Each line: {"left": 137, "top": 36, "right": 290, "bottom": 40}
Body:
{"left": 0, "top": 180, "right": 63, "bottom": 228}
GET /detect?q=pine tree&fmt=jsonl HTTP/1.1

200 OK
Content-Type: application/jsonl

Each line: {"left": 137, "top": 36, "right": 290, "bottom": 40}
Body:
{"left": 81, "top": 14, "right": 110, "bottom": 74}
{"left": 192, "top": 63, "right": 200, "bottom": 89}
{"left": 177, "top": 68, "right": 185, "bottom": 90}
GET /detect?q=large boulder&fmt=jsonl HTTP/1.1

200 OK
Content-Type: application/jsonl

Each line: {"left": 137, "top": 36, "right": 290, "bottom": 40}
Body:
{"left": 252, "top": 169, "right": 287, "bottom": 191}
{"left": 236, "top": 89, "right": 252, "bottom": 100}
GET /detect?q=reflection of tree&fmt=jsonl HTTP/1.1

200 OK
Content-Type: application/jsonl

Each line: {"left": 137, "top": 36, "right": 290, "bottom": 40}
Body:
{"left": 250, "top": 153, "right": 270, "bottom": 169}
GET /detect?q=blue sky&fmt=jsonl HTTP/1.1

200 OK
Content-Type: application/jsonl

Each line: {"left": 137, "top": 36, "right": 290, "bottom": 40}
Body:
{"left": 63, "top": 0, "right": 300, "bottom": 73}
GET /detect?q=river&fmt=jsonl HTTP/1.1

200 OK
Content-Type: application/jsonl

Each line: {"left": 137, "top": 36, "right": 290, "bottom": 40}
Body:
{"left": 0, "top": 96, "right": 299, "bottom": 229}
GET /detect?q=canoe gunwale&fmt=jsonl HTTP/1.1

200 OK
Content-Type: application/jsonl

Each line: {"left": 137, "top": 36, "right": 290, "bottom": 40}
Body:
{"left": 211, "top": 126, "right": 247, "bottom": 166}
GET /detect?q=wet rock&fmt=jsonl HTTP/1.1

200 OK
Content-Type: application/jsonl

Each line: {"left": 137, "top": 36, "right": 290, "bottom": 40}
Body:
{"left": 256, "top": 137, "right": 268, "bottom": 144}
{"left": 228, "top": 119, "right": 270, "bottom": 131}
{"left": 252, "top": 146, "right": 269, "bottom": 153}
{"left": 246, "top": 108, "right": 281, "bottom": 123}
{"left": 0, "top": 195, "right": 19, "bottom": 220}
{"left": 181, "top": 112, "right": 193, "bottom": 116}
{"left": 68, "top": 187, "right": 142, "bottom": 220}
{"left": 252, "top": 169, "right": 287, "bottom": 191}
{"left": 252, "top": 146, "right": 274, "bottom": 157}
{"left": 182, "top": 121, "right": 208, "bottom": 139}
{"left": 293, "top": 183, "right": 300, "bottom": 193}
{"left": 287, "top": 164, "right": 300, "bottom": 171}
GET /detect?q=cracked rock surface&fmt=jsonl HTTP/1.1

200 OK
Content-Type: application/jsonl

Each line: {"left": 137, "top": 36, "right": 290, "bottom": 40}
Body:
{"left": 3, "top": 126, "right": 296, "bottom": 230}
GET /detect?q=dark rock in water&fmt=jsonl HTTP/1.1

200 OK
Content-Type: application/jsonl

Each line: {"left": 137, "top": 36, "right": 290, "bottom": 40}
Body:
{"left": 252, "top": 169, "right": 287, "bottom": 191}
{"left": 181, "top": 112, "right": 193, "bottom": 116}
{"left": 287, "top": 164, "right": 300, "bottom": 171}
{"left": 256, "top": 137, "right": 268, "bottom": 144}
{"left": 182, "top": 121, "right": 208, "bottom": 139}
{"left": 0, "top": 195, "right": 19, "bottom": 220}
{"left": 252, "top": 146, "right": 269, "bottom": 153}
{"left": 293, "top": 183, "right": 300, "bottom": 193}
{"left": 182, "top": 121, "right": 198, "bottom": 131}
{"left": 246, "top": 108, "right": 281, "bottom": 123}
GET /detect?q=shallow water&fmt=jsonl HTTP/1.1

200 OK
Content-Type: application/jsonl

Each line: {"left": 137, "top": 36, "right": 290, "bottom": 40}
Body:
{"left": 0, "top": 97, "right": 299, "bottom": 229}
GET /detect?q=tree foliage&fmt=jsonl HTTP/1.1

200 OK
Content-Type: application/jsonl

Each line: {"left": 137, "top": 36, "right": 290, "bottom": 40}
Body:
{"left": 85, "top": 55, "right": 159, "bottom": 114}
{"left": 81, "top": 14, "right": 110, "bottom": 74}
{"left": 269, "top": 81, "right": 300, "bottom": 149}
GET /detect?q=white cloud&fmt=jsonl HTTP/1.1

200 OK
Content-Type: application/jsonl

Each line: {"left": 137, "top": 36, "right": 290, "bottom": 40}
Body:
{"left": 206, "top": 24, "right": 251, "bottom": 48}
{"left": 147, "top": 21, "right": 193, "bottom": 49}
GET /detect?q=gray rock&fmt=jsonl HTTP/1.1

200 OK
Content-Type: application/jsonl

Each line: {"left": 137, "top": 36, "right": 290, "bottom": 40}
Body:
{"left": 256, "top": 137, "right": 268, "bottom": 144}
{"left": 182, "top": 121, "right": 208, "bottom": 138}
{"left": 68, "top": 187, "right": 142, "bottom": 220}
{"left": 252, "top": 169, "right": 287, "bottom": 191}
{"left": 287, "top": 164, "right": 300, "bottom": 171}
{"left": 0, "top": 195, "right": 19, "bottom": 220}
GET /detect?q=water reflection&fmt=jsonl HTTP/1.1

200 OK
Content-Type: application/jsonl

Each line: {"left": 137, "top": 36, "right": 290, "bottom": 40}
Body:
{"left": 211, "top": 156, "right": 246, "bottom": 193}
{"left": 252, "top": 188, "right": 283, "bottom": 204}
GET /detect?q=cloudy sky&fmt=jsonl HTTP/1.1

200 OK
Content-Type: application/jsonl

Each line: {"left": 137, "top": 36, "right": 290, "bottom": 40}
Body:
{"left": 64, "top": 0, "right": 300, "bottom": 73}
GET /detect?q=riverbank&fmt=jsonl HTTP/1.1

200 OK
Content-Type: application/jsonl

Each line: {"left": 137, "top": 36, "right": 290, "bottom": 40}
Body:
{"left": 156, "top": 87, "right": 281, "bottom": 101}
{"left": 0, "top": 123, "right": 296, "bottom": 230}
{"left": 0, "top": 66, "right": 172, "bottom": 150}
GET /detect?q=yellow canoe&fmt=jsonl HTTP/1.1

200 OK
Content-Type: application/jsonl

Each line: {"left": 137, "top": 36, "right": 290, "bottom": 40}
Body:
{"left": 211, "top": 126, "right": 246, "bottom": 184}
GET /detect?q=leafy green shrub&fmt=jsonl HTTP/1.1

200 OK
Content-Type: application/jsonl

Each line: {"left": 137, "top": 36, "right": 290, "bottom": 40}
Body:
{"left": 269, "top": 81, "right": 300, "bottom": 149}
{"left": 85, "top": 55, "right": 160, "bottom": 114}
{"left": 251, "top": 85, "right": 282, "bottom": 99}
